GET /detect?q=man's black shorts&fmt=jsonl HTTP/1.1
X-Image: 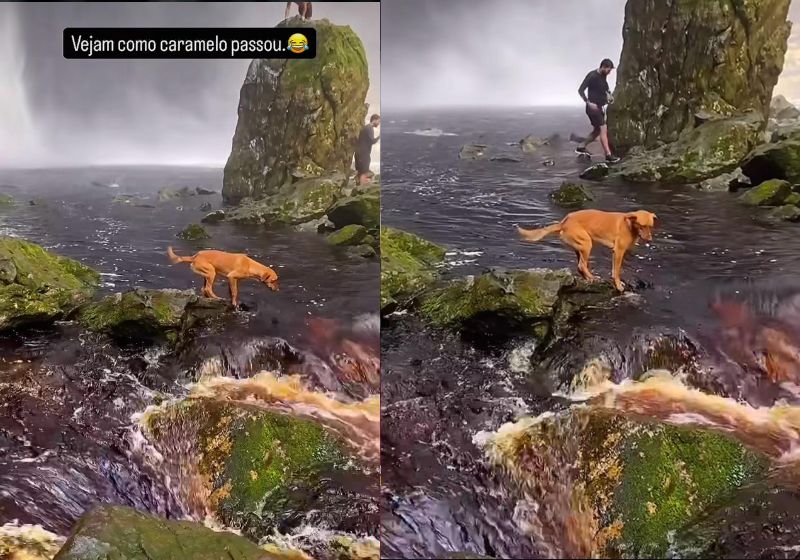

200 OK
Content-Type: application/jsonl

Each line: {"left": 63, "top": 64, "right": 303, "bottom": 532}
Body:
{"left": 586, "top": 103, "right": 606, "bottom": 128}
{"left": 355, "top": 152, "right": 371, "bottom": 174}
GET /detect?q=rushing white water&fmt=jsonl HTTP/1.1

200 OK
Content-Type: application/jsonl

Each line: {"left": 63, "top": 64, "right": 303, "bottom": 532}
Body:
{"left": 0, "top": 5, "right": 41, "bottom": 167}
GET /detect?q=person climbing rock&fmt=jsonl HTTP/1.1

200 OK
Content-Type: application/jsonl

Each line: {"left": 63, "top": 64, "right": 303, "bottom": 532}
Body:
{"left": 285, "top": 2, "right": 312, "bottom": 21}
{"left": 575, "top": 58, "right": 620, "bottom": 163}
{"left": 356, "top": 114, "right": 380, "bottom": 186}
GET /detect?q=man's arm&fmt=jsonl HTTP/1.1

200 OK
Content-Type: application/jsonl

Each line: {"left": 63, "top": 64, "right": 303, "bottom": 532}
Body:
{"left": 578, "top": 73, "right": 590, "bottom": 103}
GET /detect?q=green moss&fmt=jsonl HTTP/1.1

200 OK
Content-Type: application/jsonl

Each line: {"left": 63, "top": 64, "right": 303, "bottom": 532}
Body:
{"left": 738, "top": 179, "right": 792, "bottom": 206}
{"left": 177, "top": 223, "right": 211, "bottom": 241}
{"left": 550, "top": 182, "right": 594, "bottom": 208}
{"left": 785, "top": 192, "right": 800, "bottom": 206}
{"left": 327, "top": 225, "right": 367, "bottom": 246}
{"left": 380, "top": 227, "right": 446, "bottom": 310}
{"left": 0, "top": 194, "right": 14, "bottom": 208}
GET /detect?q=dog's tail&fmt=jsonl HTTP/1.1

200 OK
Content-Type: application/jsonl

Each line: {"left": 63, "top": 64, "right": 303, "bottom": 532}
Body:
{"left": 167, "top": 246, "right": 194, "bottom": 264}
{"left": 517, "top": 223, "right": 562, "bottom": 242}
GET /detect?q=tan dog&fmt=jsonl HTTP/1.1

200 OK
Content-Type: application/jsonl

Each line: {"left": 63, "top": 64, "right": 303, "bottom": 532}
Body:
{"left": 167, "top": 247, "right": 279, "bottom": 307}
{"left": 518, "top": 209, "right": 656, "bottom": 291}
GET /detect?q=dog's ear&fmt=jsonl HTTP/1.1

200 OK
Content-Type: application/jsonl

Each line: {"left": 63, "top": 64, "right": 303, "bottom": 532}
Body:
{"left": 625, "top": 213, "right": 639, "bottom": 229}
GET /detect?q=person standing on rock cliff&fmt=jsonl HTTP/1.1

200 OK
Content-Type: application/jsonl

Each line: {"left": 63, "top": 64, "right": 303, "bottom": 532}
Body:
{"left": 575, "top": 59, "right": 621, "bottom": 164}
{"left": 285, "top": 2, "right": 312, "bottom": 21}
{"left": 356, "top": 114, "right": 380, "bottom": 186}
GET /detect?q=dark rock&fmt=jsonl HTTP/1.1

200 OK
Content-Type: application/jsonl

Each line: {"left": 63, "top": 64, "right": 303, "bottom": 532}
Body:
{"left": 580, "top": 163, "right": 609, "bottom": 181}
{"left": 608, "top": 0, "right": 791, "bottom": 151}
{"left": 195, "top": 187, "right": 216, "bottom": 195}
{"left": 327, "top": 185, "right": 380, "bottom": 229}
{"left": 741, "top": 138, "right": 800, "bottom": 184}
{"left": 201, "top": 210, "right": 226, "bottom": 224}
{"left": 222, "top": 19, "right": 370, "bottom": 203}
{"left": 490, "top": 154, "right": 522, "bottom": 163}
{"left": 176, "top": 223, "right": 211, "bottom": 240}
{"left": 550, "top": 181, "right": 594, "bottom": 208}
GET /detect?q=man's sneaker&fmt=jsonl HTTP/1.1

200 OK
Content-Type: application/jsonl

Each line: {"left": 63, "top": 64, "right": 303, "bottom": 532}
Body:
{"left": 575, "top": 146, "right": 591, "bottom": 155}
{"left": 606, "top": 155, "right": 621, "bottom": 164}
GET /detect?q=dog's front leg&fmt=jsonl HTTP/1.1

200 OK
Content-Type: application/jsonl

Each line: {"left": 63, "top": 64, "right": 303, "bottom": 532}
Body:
{"left": 612, "top": 249, "right": 626, "bottom": 292}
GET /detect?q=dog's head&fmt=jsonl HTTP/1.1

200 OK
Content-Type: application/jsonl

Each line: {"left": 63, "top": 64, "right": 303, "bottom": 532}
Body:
{"left": 261, "top": 269, "right": 280, "bottom": 292}
{"left": 626, "top": 210, "right": 657, "bottom": 242}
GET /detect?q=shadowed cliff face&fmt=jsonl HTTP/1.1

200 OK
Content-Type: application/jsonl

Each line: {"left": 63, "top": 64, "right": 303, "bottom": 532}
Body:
{"left": 608, "top": 0, "right": 792, "bottom": 152}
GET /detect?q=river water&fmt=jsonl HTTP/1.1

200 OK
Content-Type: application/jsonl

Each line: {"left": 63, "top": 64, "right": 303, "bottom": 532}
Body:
{"left": 0, "top": 165, "right": 379, "bottom": 554}
{"left": 380, "top": 108, "right": 800, "bottom": 558}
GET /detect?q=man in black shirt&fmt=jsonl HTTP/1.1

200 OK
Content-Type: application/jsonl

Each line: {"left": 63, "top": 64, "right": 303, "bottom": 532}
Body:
{"left": 356, "top": 114, "right": 380, "bottom": 186}
{"left": 576, "top": 58, "right": 620, "bottom": 163}
{"left": 284, "top": 2, "right": 312, "bottom": 20}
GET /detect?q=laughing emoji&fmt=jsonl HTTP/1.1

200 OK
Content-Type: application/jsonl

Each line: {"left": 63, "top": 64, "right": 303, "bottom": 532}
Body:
{"left": 287, "top": 33, "right": 309, "bottom": 54}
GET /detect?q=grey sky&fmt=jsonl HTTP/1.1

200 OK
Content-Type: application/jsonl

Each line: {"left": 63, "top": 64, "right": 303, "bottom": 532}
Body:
{"left": 382, "top": 0, "right": 800, "bottom": 109}
{"left": 0, "top": 2, "right": 379, "bottom": 168}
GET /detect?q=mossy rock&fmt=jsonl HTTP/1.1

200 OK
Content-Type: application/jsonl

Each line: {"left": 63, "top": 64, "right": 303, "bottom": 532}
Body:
{"left": 0, "top": 237, "right": 99, "bottom": 331}
{"left": 458, "top": 144, "right": 487, "bottom": 160}
{"left": 348, "top": 244, "right": 377, "bottom": 259}
{"left": 519, "top": 135, "right": 549, "bottom": 154}
{"left": 741, "top": 138, "right": 800, "bottom": 185}
{"left": 177, "top": 223, "right": 211, "bottom": 240}
{"left": 222, "top": 19, "right": 369, "bottom": 202}
{"left": 157, "top": 187, "right": 193, "bottom": 202}
{"left": 327, "top": 224, "right": 368, "bottom": 246}
{"left": 483, "top": 407, "right": 768, "bottom": 559}
{"left": 616, "top": 112, "right": 765, "bottom": 184}
{"left": 550, "top": 182, "right": 594, "bottom": 208}
{"left": 579, "top": 163, "right": 609, "bottom": 181}
{"left": 53, "top": 505, "right": 280, "bottom": 560}
{"left": 380, "top": 227, "right": 446, "bottom": 311}
{"left": 327, "top": 186, "right": 380, "bottom": 230}
{"left": 785, "top": 192, "right": 800, "bottom": 206}
{"left": 78, "top": 288, "right": 227, "bottom": 344}
{"left": 143, "top": 398, "right": 376, "bottom": 541}
{"left": 765, "top": 204, "right": 800, "bottom": 222}
{"left": 227, "top": 175, "right": 348, "bottom": 226}
{"left": 0, "top": 194, "right": 15, "bottom": 208}
{"left": 738, "top": 179, "right": 792, "bottom": 206}
{"left": 418, "top": 268, "right": 575, "bottom": 334}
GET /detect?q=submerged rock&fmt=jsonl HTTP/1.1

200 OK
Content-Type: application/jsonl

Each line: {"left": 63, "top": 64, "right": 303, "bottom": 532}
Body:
{"left": 78, "top": 288, "right": 228, "bottom": 344}
{"left": 490, "top": 154, "right": 522, "bottom": 163}
{"left": 765, "top": 204, "right": 800, "bottom": 222}
{"left": 227, "top": 174, "right": 348, "bottom": 227}
{"left": 195, "top": 187, "right": 217, "bottom": 195}
{"left": 53, "top": 505, "right": 276, "bottom": 560}
{"left": 549, "top": 182, "right": 594, "bottom": 209}
{"left": 741, "top": 138, "right": 800, "bottom": 185}
{"left": 608, "top": 0, "right": 791, "bottom": 151}
{"left": 327, "top": 185, "right": 380, "bottom": 230}
{"left": 177, "top": 223, "right": 211, "bottom": 240}
{"left": 222, "top": 19, "right": 370, "bottom": 202}
{"left": 579, "top": 163, "right": 609, "bottom": 181}
{"left": 0, "top": 238, "right": 99, "bottom": 331}
{"left": 615, "top": 112, "right": 764, "bottom": 183}
{"left": 458, "top": 144, "right": 487, "bottom": 160}
{"left": 519, "top": 135, "right": 549, "bottom": 153}
{"left": 143, "top": 398, "right": 376, "bottom": 542}
{"left": 199, "top": 201, "right": 213, "bottom": 211}
{"left": 201, "top": 210, "right": 226, "bottom": 224}
{"left": 157, "top": 187, "right": 194, "bottom": 202}
{"left": 0, "top": 194, "right": 14, "bottom": 207}
{"left": 380, "top": 227, "right": 446, "bottom": 311}
{"left": 738, "top": 179, "right": 793, "bottom": 206}
{"left": 327, "top": 224, "right": 368, "bottom": 247}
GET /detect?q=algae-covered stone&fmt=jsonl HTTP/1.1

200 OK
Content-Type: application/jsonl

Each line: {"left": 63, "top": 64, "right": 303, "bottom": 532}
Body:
{"left": 482, "top": 407, "right": 767, "bottom": 559}
{"left": 766, "top": 204, "right": 800, "bottom": 222}
{"left": 579, "top": 163, "right": 609, "bottom": 181}
{"left": 227, "top": 175, "right": 347, "bottom": 226}
{"left": 0, "top": 237, "right": 99, "bottom": 331}
{"left": 157, "top": 187, "right": 193, "bottom": 202}
{"left": 223, "top": 19, "right": 369, "bottom": 202}
{"left": 0, "top": 194, "right": 15, "bottom": 208}
{"left": 550, "top": 182, "right": 593, "bottom": 208}
{"left": 177, "top": 223, "right": 211, "bottom": 241}
{"left": 144, "top": 398, "right": 376, "bottom": 542}
{"left": 738, "top": 179, "right": 792, "bottom": 206}
{"left": 608, "top": 0, "right": 791, "bottom": 151}
{"left": 78, "top": 288, "right": 227, "bottom": 344}
{"left": 741, "top": 138, "right": 800, "bottom": 185}
{"left": 786, "top": 192, "right": 800, "bottom": 206}
{"left": 327, "top": 185, "right": 380, "bottom": 229}
{"left": 380, "top": 227, "right": 445, "bottom": 311}
{"left": 615, "top": 112, "right": 765, "bottom": 183}
{"left": 418, "top": 268, "right": 575, "bottom": 332}
{"left": 53, "top": 505, "right": 278, "bottom": 560}
{"left": 458, "top": 144, "right": 487, "bottom": 160}
{"left": 519, "top": 135, "right": 548, "bottom": 154}
{"left": 327, "top": 224, "right": 368, "bottom": 246}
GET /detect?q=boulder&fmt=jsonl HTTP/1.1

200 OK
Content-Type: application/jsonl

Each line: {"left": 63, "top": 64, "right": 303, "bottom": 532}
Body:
{"left": 143, "top": 398, "right": 376, "bottom": 542}
{"left": 78, "top": 288, "right": 228, "bottom": 344}
{"left": 458, "top": 144, "right": 487, "bottom": 160}
{"left": 480, "top": 406, "right": 767, "bottom": 559}
{"left": 608, "top": 0, "right": 791, "bottom": 151}
{"left": 766, "top": 204, "right": 800, "bottom": 222}
{"left": 177, "top": 223, "right": 211, "bottom": 241}
{"left": 0, "top": 238, "right": 99, "bottom": 331}
{"left": 579, "top": 163, "right": 609, "bottom": 181}
{"left": 615, "top": 112, "right": 764, "bottom": 183}
{"left": 738, "top": 179, "right": 792, "bottom": 206}
{"left": 741, "top": 138, "right": 800, "bottom": 184}
{"left": 770, "top": 94, "right": 800, "bottom": 120}
{"left": 226, "top": 174, "right": 348, "bottom": 227}
{"left": 53, "top": 505, "right": 277, "bottom": 560}
{"left": 327, "top": 185, "right": 380, "bottom": 230}
{"left": 222, "top": 19, "right": 369, "bottom": 203}
{"left": 201, "top": 210, "right": 226, "bottom": 224}
{"left": 327, "top": 224, "right": 368, "bottom": 246}
{"left": 380, "top": 227, "right": 445, "bottom": 311}
{"left": 697, "top": 167, "right": 750, "bottom": 192}
{"left": 549, "top": 182, "right": 593, "bottom": 209}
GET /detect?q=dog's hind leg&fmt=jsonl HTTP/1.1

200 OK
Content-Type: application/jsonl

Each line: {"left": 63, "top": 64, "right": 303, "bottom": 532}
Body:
{"left": 192, "top": 261, "right": 221, "bottom": 299}
{"left": 563, "top": 231, "right": 596, "bottom": 282}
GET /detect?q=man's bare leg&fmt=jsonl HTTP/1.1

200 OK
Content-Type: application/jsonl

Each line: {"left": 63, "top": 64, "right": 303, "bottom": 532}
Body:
{"left": 599, "top": 125, "right": 612, "bottom": 157}
{"left": 579, "top": 127, "right": 600, "bottom": 152}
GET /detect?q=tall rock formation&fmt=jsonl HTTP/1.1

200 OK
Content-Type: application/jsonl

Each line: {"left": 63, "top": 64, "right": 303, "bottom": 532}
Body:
{"left": 608, "top": 0, "right": 791, "bottom": 152}
{"left": 223, "top": 18, "right": 369, "bottom": 203}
